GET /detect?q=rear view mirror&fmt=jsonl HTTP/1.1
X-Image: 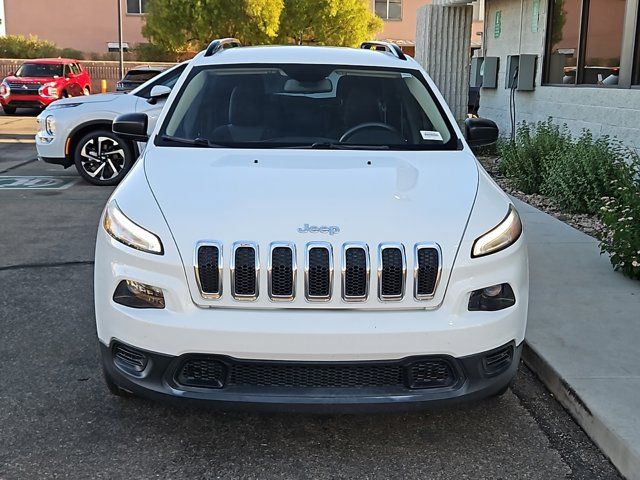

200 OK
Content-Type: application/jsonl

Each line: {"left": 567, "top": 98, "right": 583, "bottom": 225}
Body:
{"left": 465, "top": 117, "right": 499, "bottom": 148}
{"left": 147, "top": 85, "right": 172, "bottom": 105}
{"left": 113, "top": 113, "right": 149, "bottom": 142}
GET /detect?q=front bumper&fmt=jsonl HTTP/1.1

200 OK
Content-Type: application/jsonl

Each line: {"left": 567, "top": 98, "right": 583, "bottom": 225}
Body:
{"left": 101, "top": 340, "right": 522, "bottom": 412}
{"left": 2, "top": 94, "right": 54, "bottom": 109}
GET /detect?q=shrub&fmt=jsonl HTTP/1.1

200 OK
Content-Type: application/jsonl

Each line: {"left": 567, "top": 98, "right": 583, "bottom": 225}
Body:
{"left": 599, "top": 155, "right": 640, "bottom": 280}
{"left": 134, "top": 42, "right": 178, "bottom": 62}
{"left": 0, "top": 35, "right": 58, "bottom": 59}
{"left": 498, "top": 119, "right": 571, "bottom": 194}
{"left": 58, "top": 48, "right": 84, "bottom": 60}
{"left": 542, "top": 132, "right": 629, "bottom": 214}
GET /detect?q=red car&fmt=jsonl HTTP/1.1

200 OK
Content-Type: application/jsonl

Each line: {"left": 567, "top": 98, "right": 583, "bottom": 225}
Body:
{"left": 0, "top": 58, "right": 92, "bottom": 114}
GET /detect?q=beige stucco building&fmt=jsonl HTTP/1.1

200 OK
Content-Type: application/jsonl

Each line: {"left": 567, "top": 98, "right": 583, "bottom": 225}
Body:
{"left": 0, "top": 0, "right": 483, "bottom": 57}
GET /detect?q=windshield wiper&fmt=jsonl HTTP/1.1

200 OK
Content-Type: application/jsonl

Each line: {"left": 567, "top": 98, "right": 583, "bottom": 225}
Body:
{"left": 159, "top": 135, "right": 234, "bottom": 148}
{"left": 309, "top": 142, "right": 389, "bottom": 150}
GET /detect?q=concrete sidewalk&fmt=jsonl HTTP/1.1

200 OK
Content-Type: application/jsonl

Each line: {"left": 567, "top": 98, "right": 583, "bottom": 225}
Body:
{"left": 513, "top": 197, "right": 640, "bottom": 480}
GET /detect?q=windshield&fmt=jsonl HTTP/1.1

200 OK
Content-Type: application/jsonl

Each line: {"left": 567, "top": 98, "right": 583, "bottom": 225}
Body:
{"left": 16, "top": 63, "right": 63, "bottom": 78}
{"left": 123, "top": 70, "right": 161, "bottom": 83}
{"left": 158, "top": 64, "right": 458, "bottom": 150}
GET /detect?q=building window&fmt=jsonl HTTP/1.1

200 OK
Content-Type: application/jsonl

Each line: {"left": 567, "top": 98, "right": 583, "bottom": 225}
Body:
{"left": 545, "top": 0, "right": 628, "bottom": 85}
{"left": 126, "top": 0, "right": 147, "bottom": 15}
{"left": 375, "top": 0, "right": 402, "bottom": 21}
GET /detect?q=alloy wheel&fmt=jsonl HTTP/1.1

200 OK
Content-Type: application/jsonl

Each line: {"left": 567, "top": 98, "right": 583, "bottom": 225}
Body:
{"left": 79, "top": 136, "right": 127, "bottom": 182}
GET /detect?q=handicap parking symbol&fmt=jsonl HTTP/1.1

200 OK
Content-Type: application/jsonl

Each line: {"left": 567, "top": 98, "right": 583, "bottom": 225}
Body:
{"left": 0, "top": 176, "right": 78, "bottom": 190}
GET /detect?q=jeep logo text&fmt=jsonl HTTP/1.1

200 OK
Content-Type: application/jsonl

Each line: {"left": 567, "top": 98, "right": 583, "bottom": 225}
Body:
{"left": 297, "top": 224, "right": 340, "bottom": 235}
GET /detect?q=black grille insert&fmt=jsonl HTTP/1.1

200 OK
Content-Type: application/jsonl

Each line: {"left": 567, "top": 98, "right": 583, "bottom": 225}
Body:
{"left": 233, "top": 245, "right": 257, "bottom": 298}
{"left": 307, "top": 246, "right": 331, "bottom": 299}
{"left": 177, "top": 359, "right": 226, "bottom": 388}
{"left": 197, "top": 245, "right": 221, "bottom": 295}
{"left": 113, "top": 343, "right": 148, "bottom": 373}
{"left": 415, "top": 247, "right": 440, "bottom": 298}
{"left": 270, "top": 246, "right": 294, "bottom": 298}
{"left": 483, "top": 345, "right": 514, "bottom": 376}
{"left": 408, "top": 360, "right": 456, "bottom": 389}
{"left": 380, "top": 246, "right": 405, "bottom": 299}
{"left": 344, "top": 246, "right": 368, "bottom": 299}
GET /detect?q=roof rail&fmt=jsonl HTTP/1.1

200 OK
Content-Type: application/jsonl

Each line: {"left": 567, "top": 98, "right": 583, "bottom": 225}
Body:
{"left": 204, "top": 38, "right": 242, "bottom": 57}
{"left": 360, "top": 41, "right": 407, "bottom": 61}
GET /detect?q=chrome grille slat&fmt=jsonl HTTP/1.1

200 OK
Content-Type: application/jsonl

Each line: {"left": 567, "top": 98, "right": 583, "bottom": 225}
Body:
{"left": 305, "top": 242, "right": 333, "bottom": 301}
{"left": 342, "top": 243, "right": 370, "bottom": 302}
{"left": 268, "top": 242, "right": 296, "bottom": 301}
{"left": 414, "top": 243, "right": 442, "bottom": 300}
{"left": 378, "top": 243, "right": 406, "bottom": 301}
{"left": 194, "top": 241, "right": 223, "bottom": 299}
{"left": 230, "top": 242, "right": 259, "bottom": 301}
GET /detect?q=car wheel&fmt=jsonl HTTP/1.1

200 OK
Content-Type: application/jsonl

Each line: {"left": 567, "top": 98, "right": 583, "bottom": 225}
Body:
{"left": 84, "top": 87, "right": 91, "bottom": 96}
{"left": 2, "top": 105, "right": 17, "bottom": 115}
{"left": 74, "top": 130, "right": 134, "bottom": 186}
{"left": 102, "top": 365, "right": 135, "bottom": 398}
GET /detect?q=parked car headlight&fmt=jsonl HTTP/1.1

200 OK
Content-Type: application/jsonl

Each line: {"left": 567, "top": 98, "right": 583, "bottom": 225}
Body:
{"left": 103, "top": 201, "right": 163, "bottom": 254}
{"left": 0, "top": 82, "right": 9, "bottom": 98}
{"left": 472, "top": 205, "right": 522, "bottom": 258}
{"left": 45, "top": 115, "right": 56, "bottom": 135}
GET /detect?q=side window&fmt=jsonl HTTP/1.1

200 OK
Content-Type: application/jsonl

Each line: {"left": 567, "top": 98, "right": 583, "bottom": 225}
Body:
{"left": 135, "top": 64, "right": 187, "bottom": 98}
{"left": 64, "top": 64, "right": 72, "bottom": 77}
{"left": 72, "top": 63, "right": 82, "bottom": 75}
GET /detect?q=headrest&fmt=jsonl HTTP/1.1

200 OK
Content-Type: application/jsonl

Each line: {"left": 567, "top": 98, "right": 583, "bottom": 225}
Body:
{"left": 343, "top": 87, "right": 381, "bottom": 128}
{"left": 229, "top": 86, "right": 262, "bottom": 126}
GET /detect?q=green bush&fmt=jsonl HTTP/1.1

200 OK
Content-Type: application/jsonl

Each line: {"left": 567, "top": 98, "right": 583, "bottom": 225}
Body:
{"left": 58, "top": 48, "right": 84, "bottom": 60}
{"left": 0, "top": 35, "right": 58, "bottom": 59}
{"left": 598, "top": 155, "right": 640, "bottom": 280}
{"left": 498, "top": 119, "right": 571, "bottom": 194}
{"left": 134, "top": 43, "right": 178, "bottom": 62}
{"left": 542, "top": 132, "right": 629, "bottom": 214}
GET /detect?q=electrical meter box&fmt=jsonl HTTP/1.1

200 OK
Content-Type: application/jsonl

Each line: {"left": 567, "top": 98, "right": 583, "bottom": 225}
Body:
{"left": 505, "top": 54, "right": 537, "bottom": 91}
{"left": 480, "top": 56, "right": 499, "bottom": 89}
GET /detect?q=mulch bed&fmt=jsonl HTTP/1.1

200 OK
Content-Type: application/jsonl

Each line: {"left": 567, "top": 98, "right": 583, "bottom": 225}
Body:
{"left": 477, "top": 155, "right": 602, "bottom": 239}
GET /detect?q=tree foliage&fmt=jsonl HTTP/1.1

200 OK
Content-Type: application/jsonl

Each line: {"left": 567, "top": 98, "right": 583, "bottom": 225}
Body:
{"left": 278, "top": 0, "right": 382, "bottom": 46}
{"left": 142, "top": 0, "right": 382, "bottom": 52}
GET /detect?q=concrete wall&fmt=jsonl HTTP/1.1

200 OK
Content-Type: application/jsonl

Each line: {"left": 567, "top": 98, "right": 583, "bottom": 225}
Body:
{"left": 4, "top": 0, "right": 146, "bottom": 53}
{"left": 480, "top": 0, "right": 640, "bottom": 151}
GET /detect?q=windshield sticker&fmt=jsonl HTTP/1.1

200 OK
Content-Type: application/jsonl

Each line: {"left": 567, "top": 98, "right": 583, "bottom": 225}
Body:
{"left": 420, "top": 130, "right": 443, "bottom": 141}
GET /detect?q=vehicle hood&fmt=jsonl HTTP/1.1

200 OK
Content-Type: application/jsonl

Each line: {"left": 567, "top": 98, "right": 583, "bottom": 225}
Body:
{"left": 51, "top": 93, "right": 124, "bottom": 106}
{"left": 144, "top": 147, "right": 479, "bottom": 309}
{"left": 4, "top": 75, "right": 57, "bottom": 84}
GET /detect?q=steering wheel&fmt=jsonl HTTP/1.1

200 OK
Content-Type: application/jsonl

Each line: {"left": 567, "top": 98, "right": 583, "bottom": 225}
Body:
{"left": 339, "top": 122, "right": 402, "bottom": 144}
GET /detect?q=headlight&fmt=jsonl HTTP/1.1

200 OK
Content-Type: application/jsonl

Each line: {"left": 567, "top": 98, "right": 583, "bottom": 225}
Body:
{"left": 103, "top": 200, "right": 163, "bottom": 254}
{"left": 472, "top": 205, "right": 522, "bottom": 258}
{"left": 47, "top": 102, "right": 82, "bottom": 110}
{"left": 0, "top": 82, "right": 9, "bottom": 98}
{"left": 45, "top": 115, "right": 56, "bottom": 135}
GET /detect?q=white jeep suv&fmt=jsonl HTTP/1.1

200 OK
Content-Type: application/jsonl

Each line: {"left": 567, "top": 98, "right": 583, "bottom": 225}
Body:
{"left": 35, "top": 62, "right": 187, "bottom": 186}
{"left": 96, "top": 39, "right": 528, "bottom": 411}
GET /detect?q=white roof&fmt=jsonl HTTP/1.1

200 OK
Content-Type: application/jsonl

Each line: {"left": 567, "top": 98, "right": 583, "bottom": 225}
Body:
{"left": 192, "top": 45, "right": 420, "bottom": 69}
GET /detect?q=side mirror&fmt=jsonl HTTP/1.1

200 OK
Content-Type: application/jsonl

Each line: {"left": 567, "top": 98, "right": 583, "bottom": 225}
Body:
{"left": 113, "top": 113, "right": 149, "bottom": 142}
{"left": 147, "top": 85, "right": 172, "bottom": 105}
{"left": 464, "top": 117, "right": 499, "bottom": 148}
{"left": 8, "top": 71, "right": 14, "bottom": 77}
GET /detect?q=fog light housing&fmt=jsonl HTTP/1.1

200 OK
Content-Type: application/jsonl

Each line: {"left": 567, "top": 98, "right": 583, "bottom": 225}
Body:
{"left": 113, "top": 280, "right": 165, "bottom": 309}
{"left": 468, "top": 283, "right": 515, "bottom": 311}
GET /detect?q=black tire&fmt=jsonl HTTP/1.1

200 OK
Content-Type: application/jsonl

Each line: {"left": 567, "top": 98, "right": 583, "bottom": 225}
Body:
{"left": 84, "top": 86, "right": 91, "bottom": 96}
{"left": 2, "top": 105, "right": 17, "bottom": 115}
{"left": 73, "top": 129, "right": 134, "bottom": 186}
{"left": 103, "top": 365, "right": 135, "bottom": 398}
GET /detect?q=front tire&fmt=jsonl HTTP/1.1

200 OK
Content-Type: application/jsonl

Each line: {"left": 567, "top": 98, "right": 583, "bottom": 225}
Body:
{"left": 84, "top": 87, "right": 91, "bottom": 96}
{"left": 2, "top": 105, "right": 17, "bottom": 115}
{"left": 74, "top": 130, "right": 134, "bottom": 186}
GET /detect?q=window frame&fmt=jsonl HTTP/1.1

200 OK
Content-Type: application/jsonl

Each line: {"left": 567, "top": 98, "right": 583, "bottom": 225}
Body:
{"left": 375, "top": 0, "right": 403, "bottom": 21}
{"left": 543, "top": 0, "right": 640, "bottom": 88}
{"left": 126, "top": 0, "right": 146, "bottom": 15}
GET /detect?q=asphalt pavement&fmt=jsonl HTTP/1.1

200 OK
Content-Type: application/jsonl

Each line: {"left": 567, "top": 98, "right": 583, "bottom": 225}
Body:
{"left": 0, "top": 110, "right": 623, "bottom": 479}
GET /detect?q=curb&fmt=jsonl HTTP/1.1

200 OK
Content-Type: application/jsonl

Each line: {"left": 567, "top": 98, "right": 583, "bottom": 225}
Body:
{"left": 522, "top": 341, "right": 638, "bottom": 480}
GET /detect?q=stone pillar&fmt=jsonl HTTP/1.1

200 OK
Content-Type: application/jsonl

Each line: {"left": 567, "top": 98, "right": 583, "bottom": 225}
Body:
{"left": 415, "top": 2, "right": 473, "bottom": 124}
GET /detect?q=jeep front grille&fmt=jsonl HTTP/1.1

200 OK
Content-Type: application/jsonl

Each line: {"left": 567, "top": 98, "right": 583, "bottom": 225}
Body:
{"left": 268, "top": 243, "right": 296, "bottom": 301}
{"left": 194, "top": 241, "right": 441, "bottom": 303}
{"left": 414, "top": 244, "right": 442, "bottom": 300}
{"left": 231, "top": 242, "right": 259, "bottom": 300}
{"left": 378, "top": 244, "right": 406, "bottom": 301}
{"left": 342, "top": 243, "right": 370, "bottom": 301}
{"left": 305, "top": 243, "right": 333, "bottom": 301}
{"left": 195, "top": 242, "right": 222, "bottom": 298}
